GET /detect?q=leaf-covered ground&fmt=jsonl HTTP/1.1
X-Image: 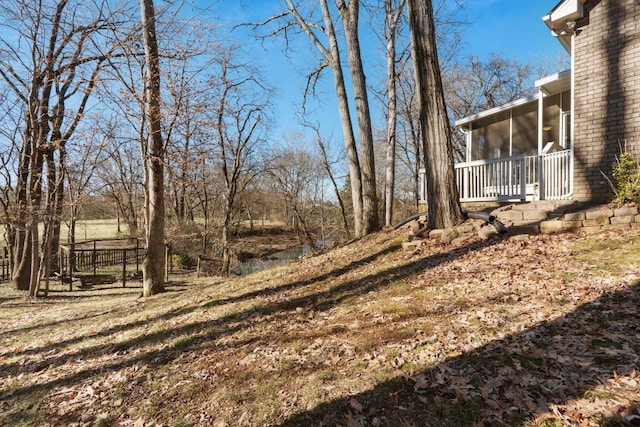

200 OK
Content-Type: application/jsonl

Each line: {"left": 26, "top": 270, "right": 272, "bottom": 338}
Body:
{"left": 1, "top": 226, "right": 639, "bottom": 426}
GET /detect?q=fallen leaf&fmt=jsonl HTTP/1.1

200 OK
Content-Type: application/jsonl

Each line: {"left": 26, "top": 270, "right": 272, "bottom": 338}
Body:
{"left": 349, "top": 398, "right": 363, "bottom": 413}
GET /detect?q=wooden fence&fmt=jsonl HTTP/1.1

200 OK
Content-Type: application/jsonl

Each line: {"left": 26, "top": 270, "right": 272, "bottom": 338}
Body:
{"left": 1, "top": 247, "right": 9, "bottom": 282}
{"left": 59, "top": 238, "right": 145, "bottom": 277}
{"left": 1, "top": 239, "right": 149, "bottom": 285}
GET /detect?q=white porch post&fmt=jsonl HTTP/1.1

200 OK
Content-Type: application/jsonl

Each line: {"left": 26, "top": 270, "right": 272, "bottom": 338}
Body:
{"left": 464, "top": 125, "right": 472, "bottom": 200}
{"left": 465, "top": 125, "right": 472, "bottom": 161}
{"left": 569, "top": 30, "right": 575, "bottom": 197}
{"left": 537, "top": 88, "right": 544, "bottom": 200}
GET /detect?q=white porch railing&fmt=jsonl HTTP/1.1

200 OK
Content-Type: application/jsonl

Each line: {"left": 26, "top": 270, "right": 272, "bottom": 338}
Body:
{"left": 540, "top": 149, "right": 573, "bottom": 200}
{"left": 419, "top": 149, "right": 573, "bottom": 203}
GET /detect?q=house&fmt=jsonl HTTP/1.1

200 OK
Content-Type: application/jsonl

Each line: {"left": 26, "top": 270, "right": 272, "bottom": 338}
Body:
{"left": 421, "top": 0, "right": 640, "bottom": 204}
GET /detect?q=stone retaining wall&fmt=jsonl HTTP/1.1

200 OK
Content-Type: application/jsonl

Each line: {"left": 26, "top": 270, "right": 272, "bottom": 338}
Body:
{"left": 494, "top": 204, "right": 640, "bottom": 235}
{"left": 400, "top": 203, "right": 639, "bottom": 251}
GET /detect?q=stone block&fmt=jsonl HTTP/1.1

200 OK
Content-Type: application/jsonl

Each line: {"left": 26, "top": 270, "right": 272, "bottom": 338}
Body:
{"left": 610, "top": 215, "right": 634, "bottom": 225}
{"left": 496, "top": 210, "right": 524, "bottom": 221}
{"left": 490, "top": 205, "right": 515, "bottom": 217}
{"left": 440, "top": 228, "right": 459, "bottom": 244}
{"left": 455, "top": 224, "right": 475, "bottom": 234}
{"left": 451, "top": 236, "right": 470, "bottom": 245}
{"left": 604, "top": 224, "right": 630, "bottom": 231}
{"left": 478, "top": 227, "right": 498, "bottom": 240}
{"left": 585, "top": 209, "right": 614, "bottom": 219}
{"left": 405, "top": 220, "right": 422, "bottom": 234}
{"left": 515, "top": 204, "right": 540, "bottom": 211}
{"left": 402, "top": 240, "right": 424, "bottom": 251}
{"left": 428, "top": 229, "right": 443, "bottom": 239}
{"left": 509, "top": 234, "right": 531, "bottom": 241}
{"left": 614, "top": 206, "right": 639, "bottom": 216}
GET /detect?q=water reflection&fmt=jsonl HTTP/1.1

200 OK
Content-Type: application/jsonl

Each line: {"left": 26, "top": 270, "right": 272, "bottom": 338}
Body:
{"left": 233, "top": 245, "right": 309, "bottom": 275}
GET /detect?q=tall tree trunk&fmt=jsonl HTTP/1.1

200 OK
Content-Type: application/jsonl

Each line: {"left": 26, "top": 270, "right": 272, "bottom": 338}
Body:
{"left": 69, "top": 205, "right": 77, "bottom": 278}
{"left": 140, "top": 0, "right": 165, "bottom": 296}
{"left": 32, "top": 150, "right": 59, "bottom": 297}
{"left": 12, "top": 133, "right": 34, "bottom": 291}
{"left": 27, "top": 148, "right": 45, "bottom": 296}
{"left": 383, "top": 0, "right": 405, "bottom": 227}
{"left": 319, "top": 0, "right": 364, "bottom": 238}
{"left": 221, "top": 190, "right": 233, "bottom": 275}
{"left": 285, "top": 0, "right": 364, "bottom": 238}
{"left": 49, "top": 143, "right": 66, "bottom": 274}
{"left": 407, "top": 0, "right": 463, "bottom": 229}
{"left": 338, "top": 0, "right": 379, "bottom": 235}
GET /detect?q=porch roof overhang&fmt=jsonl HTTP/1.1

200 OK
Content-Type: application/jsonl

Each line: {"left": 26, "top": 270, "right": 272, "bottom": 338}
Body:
{"left": 455, "top": 69, "right": 571, "bottom": 128}
{"left": 455, "top": 94, "right": 538, "bottom": 128}
{"left": 535, "top": 69, "right": 571, "bottom": 95}
{"left": 543, "top": 0, "right": 586, "bottom": 52}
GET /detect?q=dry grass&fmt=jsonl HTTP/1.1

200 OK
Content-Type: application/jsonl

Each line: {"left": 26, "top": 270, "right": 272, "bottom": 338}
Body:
{"left": 0, "top": 220, "right": 125, "bottom": 247}
{"left": 0, "top": 227, "right": 639, "bottom": 426}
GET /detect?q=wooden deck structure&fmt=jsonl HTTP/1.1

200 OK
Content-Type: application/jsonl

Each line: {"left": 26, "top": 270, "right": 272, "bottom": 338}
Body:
{"left": 59, "top": 238, "right": 145, "bottom": 289}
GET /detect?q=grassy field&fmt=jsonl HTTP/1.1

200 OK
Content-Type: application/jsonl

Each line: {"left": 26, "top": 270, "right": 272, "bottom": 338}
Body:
{"left": 61, "top": 219, "right": 127, "bottom": 242}
{"left": 0, "top": 219, "right": 126, "bottom": 248}
{"left": 1, "top": 218, "right": 290, "bottom": 245}
{"left": 0, "top": 226, "right": 639, "bottom": 426}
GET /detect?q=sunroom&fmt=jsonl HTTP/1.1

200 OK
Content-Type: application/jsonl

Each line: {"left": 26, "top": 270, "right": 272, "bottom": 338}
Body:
{"left": 420, "top": 69, "right": 574, "bottom": 203}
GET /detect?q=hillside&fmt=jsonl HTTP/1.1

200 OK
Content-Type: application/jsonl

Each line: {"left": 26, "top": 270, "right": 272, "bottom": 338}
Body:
{"left": 1, "top": 227, "right": 639, "bottom": 426}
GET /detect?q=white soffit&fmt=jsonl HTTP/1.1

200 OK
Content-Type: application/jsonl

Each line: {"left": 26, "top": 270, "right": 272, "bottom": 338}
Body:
{"left": 542, "top": 0, "right": 586, "bottom": 52}
{"left": 535, "top": 69, "right": 571, "bottom": 95}
{"left": 543, "top": 0, "right": 586, "bottom": 31}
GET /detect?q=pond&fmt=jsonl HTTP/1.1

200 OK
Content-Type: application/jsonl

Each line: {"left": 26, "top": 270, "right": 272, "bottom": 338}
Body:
{"left": 232, "top": 245, "right": 310, "bottom": 275}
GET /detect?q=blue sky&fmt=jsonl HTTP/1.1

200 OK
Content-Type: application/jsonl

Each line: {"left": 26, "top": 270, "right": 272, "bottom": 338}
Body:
{"left": 204, "top": 0, "right": 569, "bottom": 145}
{"left": 460, "top": 0, "right": 566, "bottom": 62}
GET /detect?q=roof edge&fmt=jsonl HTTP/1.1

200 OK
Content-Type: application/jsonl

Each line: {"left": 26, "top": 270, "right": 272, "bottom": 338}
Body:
{"left": 543, "top": 0, "right": 586, "bottom": 31}
{"left": 542, "top": 0, "right": 586, "bottom": 52}
{"left": 456, "top": 69, "right": 571, "bottom": 127}
{"left": 535, "top": 68, "right": 571, "bottom": 88}
{"left": 455, "top": 94, "right": 539, "bottom": 127}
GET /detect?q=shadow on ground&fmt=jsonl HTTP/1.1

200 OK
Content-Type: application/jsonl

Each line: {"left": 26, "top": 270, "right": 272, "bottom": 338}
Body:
{"left": 1, "top": 232, "right": 638, "bottom": 426}
{"left": 277, "top": 282, "right": 640, "bottom": 426}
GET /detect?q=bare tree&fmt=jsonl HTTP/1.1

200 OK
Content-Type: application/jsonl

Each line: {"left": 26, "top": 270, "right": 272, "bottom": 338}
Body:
{"left": 407, "top": 0, "right": 463, "bottom": 229}
{"left": 309, "top": 124, "right": 351, "bottom": 238}
{"left": 161, "top": 23, "right": 221, "bottom": 229}
{"left": 207, "top": 46, "right": 270, "bottom": 274}
{"left": 392, "top": 61, "right": 422, "bottom": 210}
{"left": 0, "top": 102, "right": 23, "bottom": 274}
{"left": 100, "top": 134, "right": 144, "bottom": 237}
{"left": 191, "top": 144, "right": 222, "bottom": 254}
{"left": 253, "top": 0, "right": 369, "bottom": 237}
{"left": 140, "top": 0, "right": 165, "bottom": 296}
{"left": 165, "top": 80, "right": 205, "bottom": 228}
{"left": 337, "top": 0, "right": 379, "bottom": 234}
{"left": 379, "top": 0, "right": 406, "bottom": 226}
{"left": 0, "top": 0, "right": 132, "bottom": 294}
{"left": 266, "top": 141, "right": 324, "bottom": 246}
